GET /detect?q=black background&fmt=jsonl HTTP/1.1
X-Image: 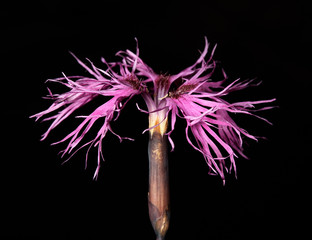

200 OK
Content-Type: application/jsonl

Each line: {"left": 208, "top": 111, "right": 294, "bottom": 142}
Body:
{"left": 1, "top": 0, "right": 310, "bottom": 239}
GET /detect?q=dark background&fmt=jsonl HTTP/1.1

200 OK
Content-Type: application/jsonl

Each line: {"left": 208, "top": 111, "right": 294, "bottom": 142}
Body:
{"left": 1, "top": 0, "right": 310, "bottom": 239}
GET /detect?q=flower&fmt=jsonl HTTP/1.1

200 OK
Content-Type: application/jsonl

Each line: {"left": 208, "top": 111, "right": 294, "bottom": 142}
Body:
{"left": 31, "top": 37, "right": 275, "bottom": 181}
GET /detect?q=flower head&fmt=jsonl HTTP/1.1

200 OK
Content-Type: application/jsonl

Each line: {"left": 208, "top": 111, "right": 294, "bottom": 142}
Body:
{"left": 31, "top": 37, "right": 275, "bottom": 181}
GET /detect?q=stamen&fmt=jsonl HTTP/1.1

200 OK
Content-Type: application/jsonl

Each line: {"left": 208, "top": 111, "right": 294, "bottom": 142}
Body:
{"left": 159, "top": 94, "right": 168, "bottom": 100}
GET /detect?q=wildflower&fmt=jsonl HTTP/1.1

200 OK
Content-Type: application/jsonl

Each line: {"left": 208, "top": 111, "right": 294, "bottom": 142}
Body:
{"left": 31, "top": 37, "right": 275, "bottom": 240}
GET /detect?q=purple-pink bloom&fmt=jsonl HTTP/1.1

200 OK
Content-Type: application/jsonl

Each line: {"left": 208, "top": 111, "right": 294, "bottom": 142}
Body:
{"left": 31, "top": 37, "right": 275, "bottom": 182}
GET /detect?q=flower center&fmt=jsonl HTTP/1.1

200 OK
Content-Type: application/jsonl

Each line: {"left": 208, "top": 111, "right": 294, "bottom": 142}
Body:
{"left": 169, "top": 83, "right": 196, "bottom": 99}
{"left": 125, "top": 75, "right": 147, "bottom": 92}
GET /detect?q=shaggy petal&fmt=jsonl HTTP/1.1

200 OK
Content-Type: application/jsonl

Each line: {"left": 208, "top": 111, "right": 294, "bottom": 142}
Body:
{"left": 31, "top": 53, "right": 144, "bottom": 178}
{"left": 32, "top": 37, "right": 275, "bottom": 181}
{"left": 164, "top": 38, "right": 275, "bottom": 181}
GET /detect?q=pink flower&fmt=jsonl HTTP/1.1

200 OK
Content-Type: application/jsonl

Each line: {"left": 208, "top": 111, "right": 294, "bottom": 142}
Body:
{"left": 31, "top": 37, "right": 275, "bottom": 181}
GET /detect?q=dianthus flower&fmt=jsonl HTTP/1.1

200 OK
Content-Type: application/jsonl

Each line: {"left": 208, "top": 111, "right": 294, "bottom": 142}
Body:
{"left": 31, "top": 37, "right": 275, "bottom": 240}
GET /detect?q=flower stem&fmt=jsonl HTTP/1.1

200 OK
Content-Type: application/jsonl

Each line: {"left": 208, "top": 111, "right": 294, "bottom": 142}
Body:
{"left": 148, "top": 129, "right": 170, "bottom": 240}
